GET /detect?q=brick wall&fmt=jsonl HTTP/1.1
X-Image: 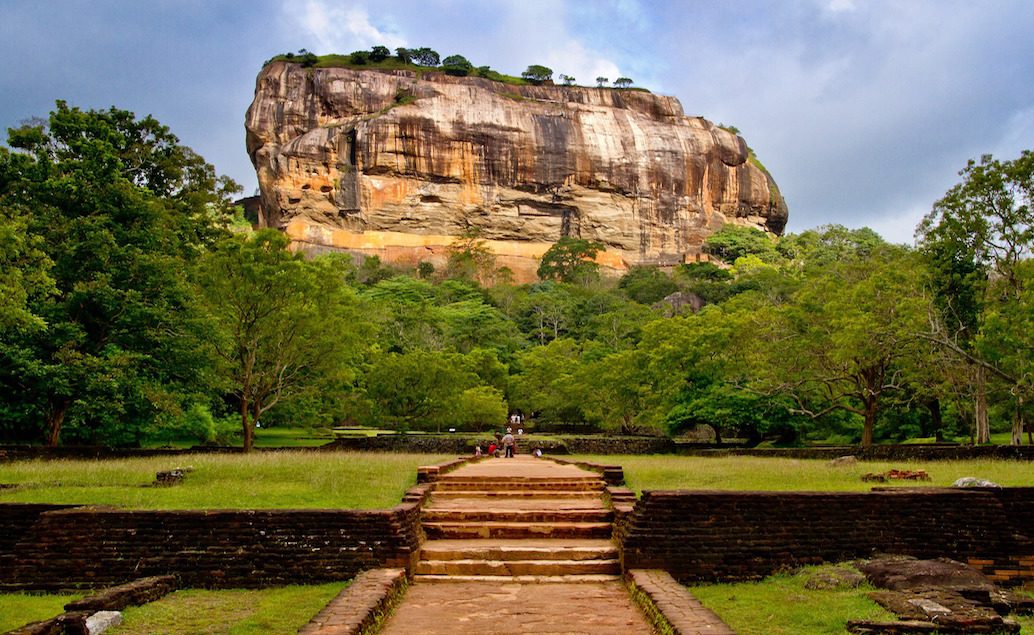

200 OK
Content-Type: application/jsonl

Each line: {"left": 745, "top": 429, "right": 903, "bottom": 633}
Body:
{"left": 677, "top": 445, "right": 1034, "bottom": 461}
{"left": 620, "top": 488, "right": 1034, "bottom": 584}
{"left": 0, "top": 503, "right": 422, "bottom": 590}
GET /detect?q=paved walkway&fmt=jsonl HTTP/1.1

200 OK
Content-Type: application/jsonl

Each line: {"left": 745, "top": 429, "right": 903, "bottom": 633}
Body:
{"left": 379, "top": 580, "right": 654, "bottom": 635}
{"left": 379, "top": 456, "right": 655, "bottom": 633}
{"left": 374, "top": 456, "right": 732, "bottom": 634}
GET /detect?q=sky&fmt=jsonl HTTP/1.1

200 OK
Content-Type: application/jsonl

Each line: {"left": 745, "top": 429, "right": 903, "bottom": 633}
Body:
{"left": 2, "top": 0, "right": 1032, "bottom": 243}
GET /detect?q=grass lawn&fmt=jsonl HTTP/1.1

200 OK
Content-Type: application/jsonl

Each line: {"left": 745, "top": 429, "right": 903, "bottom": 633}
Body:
{"left": 689, "top": 566, "right": 895, "bottom": 635}
{"left": 573, "top": 454, "right": 1034, "bottom": 492}
{"left": 110, "top": 583, "right": 345, "bottom": 635}
{"left": 0, "top": 452, "right": 449, "bottom": 509}
{"left": 691, "top": 571, "right": 1034, "bottom": 635}
{"left": 0, "top": 592, "right": 82, "bottom": 632}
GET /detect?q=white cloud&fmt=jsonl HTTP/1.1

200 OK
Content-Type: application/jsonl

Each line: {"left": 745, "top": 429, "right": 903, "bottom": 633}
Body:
{"left": 288, "top": 1, "right": 406, "bottom": 54}
{"left": 542, "top": 40, "right": 622, "bottom": 87}
{"left": 824, "top": 0, "right": 857, "bottom": 15}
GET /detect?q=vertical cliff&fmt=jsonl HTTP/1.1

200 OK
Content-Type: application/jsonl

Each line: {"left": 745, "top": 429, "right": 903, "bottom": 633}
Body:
{"left": 246, "top": 62, "right": 787, "bottom": 280}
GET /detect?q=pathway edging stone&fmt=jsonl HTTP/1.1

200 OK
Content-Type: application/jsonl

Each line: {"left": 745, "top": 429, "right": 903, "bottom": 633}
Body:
{"left": 627, "top": 569, "right": 736, "bottom": 634}
{"left": 297, "top": 568, "right": 407, "bottom": 635}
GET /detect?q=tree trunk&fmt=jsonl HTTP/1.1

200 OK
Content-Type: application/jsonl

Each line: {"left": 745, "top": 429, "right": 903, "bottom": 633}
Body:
{"left": 927, "top": 398, "right": 945, "bottom": 442}
{"left": 621, "top": 414, "right": 634, "bottom": 435}
{"left": 46, "top": 398, "right": 70, "bottom": 447}
{"left": 975, "top": 366, "right": 990, "bottom": 444}
{"left": 241, "top": 396, "right": 253, "bottom": 452}
{"left": 1012, "top": 395, "right": 1024, "bottom": 446}
{"left": 861, "top": 397, "right": 877, "bottom": 448}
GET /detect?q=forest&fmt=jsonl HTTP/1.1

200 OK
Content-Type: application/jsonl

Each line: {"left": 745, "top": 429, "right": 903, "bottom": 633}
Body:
{"left": 1, "top": 103, "right": 1031, "bottom": 450}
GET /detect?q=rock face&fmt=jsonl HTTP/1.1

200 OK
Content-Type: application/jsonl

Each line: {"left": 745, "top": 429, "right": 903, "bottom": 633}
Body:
{"left": 246, "top": 62, "right": 788, "bottom": 280}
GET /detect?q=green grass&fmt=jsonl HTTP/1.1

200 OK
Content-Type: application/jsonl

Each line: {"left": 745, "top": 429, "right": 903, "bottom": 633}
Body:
{"left": 573, "top": 454, "right": 1034, "bottom": 492}
{"left": 0, "top": 592, "right": 81, "bottom": 632}
{"left": 0, "top": 452, "right": 449, "bottom": 509}
{"left": 110, "top": 583, "right": 345, "bottom": 635}
{"left": 689, "top": 566, "right": 894, "bottom": 635}
{"left": 692, "top": 572, "right": 1034, "bottom": 634}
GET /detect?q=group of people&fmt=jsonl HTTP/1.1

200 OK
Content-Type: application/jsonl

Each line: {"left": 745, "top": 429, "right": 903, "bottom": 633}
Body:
{"left": 475, "top": 417, "right": 542, "bottom": 458}
{"left": 479, "top": 427, "right": 517, "bottom": 458}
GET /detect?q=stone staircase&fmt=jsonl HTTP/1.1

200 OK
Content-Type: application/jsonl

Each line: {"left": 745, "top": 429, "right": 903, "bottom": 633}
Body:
{"left": 414, "top": 457, "right": 621, "bottom": 581}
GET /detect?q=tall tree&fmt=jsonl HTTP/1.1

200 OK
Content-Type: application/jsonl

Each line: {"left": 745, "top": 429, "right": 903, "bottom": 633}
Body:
{"left": 756, "top": 246, "right": 929, "bottom": 446}
{"left": 0, "top": 102, "right": 238, "bottom": 445}
{"left": 917, "top": 151, "right": 1034, "bottom": 443}
{"left": 536, "top": 237, "right": 604, "bottom": 283}
{"left": 195, "top": 230, "right": 366, "bottom": 451}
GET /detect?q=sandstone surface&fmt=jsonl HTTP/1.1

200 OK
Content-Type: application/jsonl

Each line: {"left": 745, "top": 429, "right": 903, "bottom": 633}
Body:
{"left": 246, "top": 62, "right": 788, "bottom": 280}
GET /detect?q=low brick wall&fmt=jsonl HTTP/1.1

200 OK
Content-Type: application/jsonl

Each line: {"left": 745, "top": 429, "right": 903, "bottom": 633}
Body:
{"left": 621, "top": 488, "right": 1034, "bottom": 584}
{"left": 678, "top": 444, "right": 1034, "bottom": 461}
{"left": 0, "top": 503, "right": 423, "bottom": 590}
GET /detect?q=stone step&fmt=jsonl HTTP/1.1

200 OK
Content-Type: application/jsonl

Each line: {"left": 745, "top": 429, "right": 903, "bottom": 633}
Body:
{"left": 424, "top": 497, "right": 608, "bottom": 512}
{"left": 433, "top": 483, "right": 606, "bottom": 493}
{"left": 434, "top": 477, "right": 605, "bottom": 490}
{"left": 430, "top": 490, "right": 603, "bottom": 499}
{"left": 411, "top": 574, "right": 623, "bottom": 583}
{"left": 420, "top": 539, "right": 618, "bottom": 562}
{"left": 422, "top": 521, "right": 614, "bottom": 540}
{"left": 414, "top": 558, "right": 621, "bottom": 576}
{"left": 422, "top": 508, "right": 613, "bottom": 524}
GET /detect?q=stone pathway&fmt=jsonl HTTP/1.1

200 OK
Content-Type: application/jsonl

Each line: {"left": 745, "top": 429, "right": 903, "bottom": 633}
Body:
{"left": 379, "top": 580, "right": 653, "bottom": 635}
{"left": 379, "top": 455, "right": 654, "bottom": 634}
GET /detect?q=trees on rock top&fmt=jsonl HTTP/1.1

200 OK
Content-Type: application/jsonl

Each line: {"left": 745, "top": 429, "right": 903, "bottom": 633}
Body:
{"left": 522, "top": 65, "right": 554, "bottom": 84}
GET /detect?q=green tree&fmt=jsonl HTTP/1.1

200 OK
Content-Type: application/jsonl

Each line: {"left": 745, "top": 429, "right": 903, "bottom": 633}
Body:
{"left": 445, "top": 231, "right": 496, "bottom": 284}
{"left": 441, "top": 54, "right": 474, "bottom": 76}
{"left": 364, "top": 349, "right": 478, "bottom": 432}
{"left": 521, "top": 65, "right": 553, "bottom": 84}
{"left": 510, "top": 338, "right": 586, "bottom": 427}
{"left": 613, "top": 77, "right": 634, "bottom": 88}
{"left": 756, "top": 246, "right": 929, "bottom": 446}
{"left": 704, "top": 225, "right": 777, "bottom": 263}
{"left": 394, "top": 47, "right": 412, "bottom": 64}
{"left": 595, "top": 76, "right": 609, "bottom": 88}
{"left": 917, "top": 151, "right": 1034, "bottom": 443}
{"left": 0, "top": 102, "right": 239, "bottom": 446}
{"left": 455, "top": 386, "right": 508, "bottom": 431}
{"left": 411, "top": 48, "right": 440, "bottom": 66}
{"left": 618, "top": 266, "right": 678, "bottom": 304}
{"left": 195, "top": 230, "right": 366, "bottom": 451}
{"left": 369, "top": 45, "right": 390, "bottom": 62}
{"left": 559, "top": 74, "right": 576, "bottom": 86}
{"left": 537, "top": 237, "right": 605, "bottom": 283}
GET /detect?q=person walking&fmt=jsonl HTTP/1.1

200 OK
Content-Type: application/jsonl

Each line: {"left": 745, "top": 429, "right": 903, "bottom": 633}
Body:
{"left": 502, "top": 428, "right": 516, "bottom": 458}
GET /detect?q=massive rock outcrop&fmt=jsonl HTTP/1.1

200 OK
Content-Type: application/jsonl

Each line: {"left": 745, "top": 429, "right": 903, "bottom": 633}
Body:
{"left": 246, "top": 62, "right": 787, "bottom": 280}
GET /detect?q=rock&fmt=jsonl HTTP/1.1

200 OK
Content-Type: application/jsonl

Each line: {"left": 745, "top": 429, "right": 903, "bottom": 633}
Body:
{"left": 862, "top": 469, "right": 930, "bottom": 482}
{"left": 859, "top": 556, "right": 996, "bottom": 594}
{"left": 679, "top": 424, "right": 717, "bottom": 443}
{"left": 952, "top": 477, "right": 1001, "bottom": 488}
{"left": 85, "top": 611, "right": 122, "bottom": 635}
{"left": 866, "top": 589, "right": 1022, "bottom": 633}
{"left": 246, "top": 63, "right": 788, "bottom": 282}
{"left": 829, "top": 455, "right": 859, "bottom": 467}
{"left": 804, "top": 566, "right": 866, "bottom": 590}
{"left": 656, "top": 291, "right": 705, "bottom": 316}
{"left": 153, "top": 470, "right": 184, "bottom": 486}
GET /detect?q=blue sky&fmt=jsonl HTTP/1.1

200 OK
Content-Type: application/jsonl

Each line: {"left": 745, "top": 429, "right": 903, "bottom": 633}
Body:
{"left": 2, "top": 0, "right": 1032, "bottom": 243}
